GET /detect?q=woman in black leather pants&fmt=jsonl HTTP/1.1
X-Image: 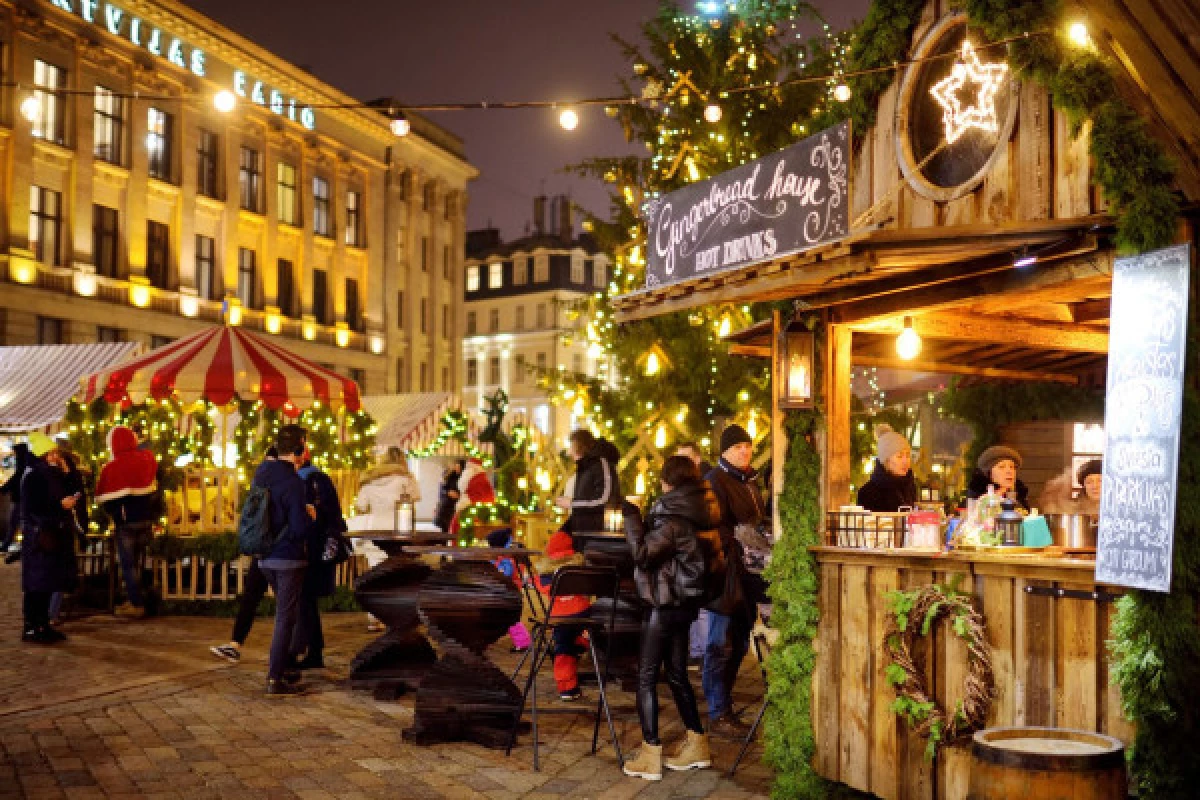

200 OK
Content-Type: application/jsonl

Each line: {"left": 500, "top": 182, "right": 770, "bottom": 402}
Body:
{"left": 620, "top": 455, "right": 718, "bottom": 781}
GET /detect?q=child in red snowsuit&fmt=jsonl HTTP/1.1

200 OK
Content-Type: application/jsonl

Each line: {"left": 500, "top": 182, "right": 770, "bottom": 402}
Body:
{"left": 487, "top": 528, "right": 532, "bottom": 652}
{"left": 532, "top": 530, "right": 590, "bottom": 701}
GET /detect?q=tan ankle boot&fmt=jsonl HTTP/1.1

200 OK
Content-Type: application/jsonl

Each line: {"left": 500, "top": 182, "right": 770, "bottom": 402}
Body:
{"left": 665, "top": 730, "right": 712, "bottom": 771}
{"left": 622, "top": 742, "right": 663, "bottom": 781}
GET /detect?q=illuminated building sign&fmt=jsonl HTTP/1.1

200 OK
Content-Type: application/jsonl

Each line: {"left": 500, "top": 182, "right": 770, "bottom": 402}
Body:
{"left": 48, "top": 0, "right": 207, "bottom": 76}
{"left": 233, "top": 70, "right": 316, "bottom": 131}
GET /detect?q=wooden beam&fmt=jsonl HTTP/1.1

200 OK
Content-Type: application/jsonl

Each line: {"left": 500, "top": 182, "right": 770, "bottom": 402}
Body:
{"left": 1068, "top": 298, "right": 1111, "bottom": 323}
{"left": 852, "top": 355, "right": 1080, "bottom": 385}
{"left": 825, "top": 323, "right": 853, "bottom": 509}
{"left": 851, "top": 312, "right": 1110, "bottom": 353}
{"left": 729, "top": 343, "right": 771, "bottom": 359}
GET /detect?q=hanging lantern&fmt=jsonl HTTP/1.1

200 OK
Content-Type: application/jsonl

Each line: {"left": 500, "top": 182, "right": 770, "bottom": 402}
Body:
{"left": 777, "top": 327, "right": 815, "bottom": 410}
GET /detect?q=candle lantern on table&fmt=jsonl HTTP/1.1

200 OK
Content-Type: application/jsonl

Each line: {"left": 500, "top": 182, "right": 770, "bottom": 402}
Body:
{"left": 605, "top": 508, "right": 624, "bottom": 532}
{"left": 995, "top": 499, "right": 1023, "bottom": 546}
{"left": 394, "top": 495, "right": 416, "bottom": 534}
{"left": 777, "top": 326, "right": 815, "bottom": 409}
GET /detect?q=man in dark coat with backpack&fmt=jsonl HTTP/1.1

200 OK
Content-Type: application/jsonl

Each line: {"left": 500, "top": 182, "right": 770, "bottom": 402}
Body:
{"left": 292, "top": 448, "right": 348, "bottom": 670}
{"left": 243, "top": 424, "right": 313, "bottom": 696}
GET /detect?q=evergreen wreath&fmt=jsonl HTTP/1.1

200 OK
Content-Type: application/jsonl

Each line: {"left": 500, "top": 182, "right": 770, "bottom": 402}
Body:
{"left": 884, "top": 582, "right": 995, "bottom": 760}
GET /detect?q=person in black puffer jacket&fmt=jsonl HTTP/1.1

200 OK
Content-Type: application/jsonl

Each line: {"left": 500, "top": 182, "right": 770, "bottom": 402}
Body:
{"left": 620, "top": 455, "right": 717, "bottom": 781}
{"left": 556, "top": 430, "right": 621, "bottom": 534}
{"left": 433, "top": 460, "right": 464, "bottom": 533}
{"left": 20, "top": 434, "right": 78, "bottom": 644}
{"left": 857, "top": 424, "right": 918, "bottom": 513}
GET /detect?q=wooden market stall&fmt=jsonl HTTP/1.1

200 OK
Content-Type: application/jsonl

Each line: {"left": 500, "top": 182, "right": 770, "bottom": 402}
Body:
{"left": 613, "top": 1, "right": 1199, "bottom": 797}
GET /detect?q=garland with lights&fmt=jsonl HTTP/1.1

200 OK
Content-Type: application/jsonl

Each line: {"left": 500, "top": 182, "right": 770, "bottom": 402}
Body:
{"left": 405, "top": 409, "right": 493, "bottom": 466}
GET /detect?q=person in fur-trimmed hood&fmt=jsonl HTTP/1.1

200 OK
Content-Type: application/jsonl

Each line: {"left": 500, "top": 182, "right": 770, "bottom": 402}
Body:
{"left": 530, "top": 530, "right": 590, "bottom": 701}
{"left": 97, "top": 425, "right": 159, "bottom": 618}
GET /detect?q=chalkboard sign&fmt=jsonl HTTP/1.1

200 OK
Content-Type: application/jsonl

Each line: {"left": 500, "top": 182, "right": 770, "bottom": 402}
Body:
{"left": 1095, "top": 244, "right": 1191, "bottom": 592}
{"left": 643, "top": 121, "right": 849, "bottom": 290}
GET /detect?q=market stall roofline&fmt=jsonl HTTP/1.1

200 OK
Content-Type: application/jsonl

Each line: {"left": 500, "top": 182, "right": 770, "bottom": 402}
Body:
{"left": 612, "top": 215, "right": 1112, "bottom": 324}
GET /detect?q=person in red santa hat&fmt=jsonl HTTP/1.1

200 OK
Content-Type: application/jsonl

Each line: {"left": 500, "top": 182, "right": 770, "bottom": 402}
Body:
{"left": 450, "top": 457, "right": 496, "bottom": 536}
{"left": 96, "top": 425, "right": 159, "bottom": 619}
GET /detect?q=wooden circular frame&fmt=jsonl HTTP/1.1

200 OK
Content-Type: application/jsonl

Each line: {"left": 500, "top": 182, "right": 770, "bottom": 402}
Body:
{"left": 894, "top": 12, "right": 1020, "bottom": 203}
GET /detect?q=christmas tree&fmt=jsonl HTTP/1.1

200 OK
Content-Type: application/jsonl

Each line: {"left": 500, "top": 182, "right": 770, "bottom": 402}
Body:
{"left": 548, "top": 0, "right": 851, "bottom": 488}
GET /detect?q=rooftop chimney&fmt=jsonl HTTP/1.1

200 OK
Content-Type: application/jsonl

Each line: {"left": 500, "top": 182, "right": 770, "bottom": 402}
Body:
{"left": 533, "top": 195, "right": 547, "bottom": 236}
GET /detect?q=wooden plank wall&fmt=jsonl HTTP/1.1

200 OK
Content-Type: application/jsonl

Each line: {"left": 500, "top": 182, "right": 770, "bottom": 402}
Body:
{"left": 995, "top": 421, "right": 1072, "bottom": 506}
{"left": 853, "top": 0, "right": 1097, "bottom": 234}
{"left": 814, "top": 554, "right": 1131, "bottom": 799}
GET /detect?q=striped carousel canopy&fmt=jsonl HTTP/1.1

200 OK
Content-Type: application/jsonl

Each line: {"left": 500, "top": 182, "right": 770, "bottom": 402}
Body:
{"left": 77, "top": 325, "right": 361, "bottom": 413}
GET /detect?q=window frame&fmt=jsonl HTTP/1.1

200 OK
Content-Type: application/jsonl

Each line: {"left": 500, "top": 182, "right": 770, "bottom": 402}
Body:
{"left": 146, "top": 220, "right": 170, "bottom": 289}
{"left": 93, "top": 86, "right": 124, "bottom": 165}
{"left": 146, "top": 107, "right": 173, "bottom": 182}
{"left": 32, "top": 60, "right": 66, "bottom": 145}
{"left": 195, "top": 234, "right": 216, "bottom": 300}
{"left": 239, "top": 146, "right": 264, "bottom": 212}
{"left": 312, "top": 268, "right": 329, "bottom": 325}
{"left": 488, "top": 261, "right": 503, "bottom": 289}
{"left": 196, "top": 129, "right": 219, "bottom": 199}
{"left": 465, "top": 265, "right": 480, "bottom": 292}
{"left": 344, "top": 189, "right": 362, "bottom": 247}
{"left": 345, "top": 277, "right": 361, "bottom": 332}
{"left": 396, "top": 290, "right": 405, "bottom": 328}
{"left": 312, "top": 176, "right": 331, "bottom": 237}
{"left": 466, "top": 358, "right": 478, "bottom": 386}
{"left": 93, "top": 204, "right": 119, "bottom": 279}
{"left": 489, "top": 308, "right": 500, "bottom": 333}
{"left": 277, "top": 258, "right": 296, "bottom": 317}
{"left": 466, "top": 311, "right": 476, "bottom": 335}
{"left": 570, "top": 253, "right": 585, "bottom": 284}
{"left": 514, "top": 256, "right": 528, "bottom": 285}
{"left": 533, "top": 254, "right": 549, "bottom": 282}
{"left": 30, "top": 186, "right": 63, "bottom": 266}
{"left": 515, "top": 305, "right": 525, "bottom": 331}
{"left": 489, "top": 356, "right": 501, "bottom": 385}
{"left": 237, "top": 247, "right": 257, "bottom": 309}
{"left": 276, "top": 161, "right": 298, "bottom": 225}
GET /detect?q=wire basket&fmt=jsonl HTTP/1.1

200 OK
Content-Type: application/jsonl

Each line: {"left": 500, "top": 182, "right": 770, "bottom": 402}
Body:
{"left": 825, "top": 510, "right": 908, "bottom": 549}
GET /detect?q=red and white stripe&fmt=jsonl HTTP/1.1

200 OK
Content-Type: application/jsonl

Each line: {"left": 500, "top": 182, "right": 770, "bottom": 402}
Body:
{"left": 78, "top": 326, "right": 361, "bottom": 413}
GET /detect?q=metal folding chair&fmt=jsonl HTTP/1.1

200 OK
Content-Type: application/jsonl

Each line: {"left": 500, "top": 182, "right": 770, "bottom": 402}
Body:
{"left": 508, "top": 553, "right": 549, "bottom": 684}
{"left": 505, "top": 565, "right": 623, "bottom": 771}
{"left": 729, "top": 628, "right": 771, "bottom": 776}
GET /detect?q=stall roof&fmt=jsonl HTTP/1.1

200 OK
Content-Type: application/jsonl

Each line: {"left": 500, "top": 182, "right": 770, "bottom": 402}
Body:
{"left": 362, "top": 393, "right": 457, "bottom": 454}
{"left": 0, "top": 342, "right": 140, "bottom": 433}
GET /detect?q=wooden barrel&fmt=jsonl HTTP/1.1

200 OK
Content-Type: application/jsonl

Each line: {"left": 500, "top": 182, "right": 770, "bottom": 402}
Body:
{"left": 968, "top": 727, "right": 1126, "bottom": 800}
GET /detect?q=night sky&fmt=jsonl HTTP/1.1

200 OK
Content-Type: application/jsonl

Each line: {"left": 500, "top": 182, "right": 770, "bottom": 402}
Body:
{"left": 185, "top": 0, "right": 869, "bottom": 240}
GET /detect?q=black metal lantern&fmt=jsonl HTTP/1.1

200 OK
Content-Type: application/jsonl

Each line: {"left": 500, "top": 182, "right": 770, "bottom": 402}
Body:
{"left": 995, "top": 499, "right": 1023, "bottom": 546}
{"left": 777, "top": 328, "right": 815, "bottom": 409}
{"left": 394, "top": 494, "right": 416, "bottom": 535}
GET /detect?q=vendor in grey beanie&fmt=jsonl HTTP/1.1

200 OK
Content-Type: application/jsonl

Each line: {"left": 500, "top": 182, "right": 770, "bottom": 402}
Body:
{"left": 856, "top": 423, "right": 917, "bottom": 512}
{"left": 967, "top": 444, "right": 1029, "bottom": 510}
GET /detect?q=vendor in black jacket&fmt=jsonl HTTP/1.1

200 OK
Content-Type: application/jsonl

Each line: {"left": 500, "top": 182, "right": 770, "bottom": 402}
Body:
{"left": 555, "top": 430, "right": 620, "bottom": 534}
{"left": 857, "top": 423, "right": 918, "bottom": 512}
{"left": 966, "top": 445, "right": 1031, "bottom": 511}
{"left": 701, "top": 424, "right": 764, "bottom": 737}
{"left": 620, "top": 455, "right": 717, "bottom": 781}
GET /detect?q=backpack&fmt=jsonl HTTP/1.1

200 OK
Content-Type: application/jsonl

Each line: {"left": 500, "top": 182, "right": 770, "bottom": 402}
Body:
{"left": 238, "top": 483, "right": 282, "bottom": 557}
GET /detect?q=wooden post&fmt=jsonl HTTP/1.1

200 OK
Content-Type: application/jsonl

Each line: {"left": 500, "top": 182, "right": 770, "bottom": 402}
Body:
{"left": 825, "top": 319, "right": 853, "bottom": 510}
{"left": 771, "top": 311, "right": 786, "bottom": 540}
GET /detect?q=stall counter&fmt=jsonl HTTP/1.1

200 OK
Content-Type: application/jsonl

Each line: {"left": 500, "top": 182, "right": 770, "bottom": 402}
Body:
{"left": 809, "top": 546, "right": 1134, "bottom": 800}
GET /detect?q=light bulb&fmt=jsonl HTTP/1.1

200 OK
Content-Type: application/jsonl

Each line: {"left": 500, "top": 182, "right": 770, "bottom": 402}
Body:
{"left": 896, "top": 317, "right": 921, "bottom": 361}
{"left": 644, "top": 352, "right": 660, "bottom": 376}
{"left": 390, "top": 114, "right": 411, "bottom": 137}
{"left": 559, "top": 108, "right": 579, "bottom": 131}
{"left": 704, "top": 103, "right": 722, "bottom": 123}
{"left": 20, "top": 95, "right": 40, "bottom": 123}
{"left": 833, "top": 83, "right": 852, "bottom": 103}
{"left": 1068, "top": 22, "right": 1089, "bottom": 47}
{"left": 213, "top": 89, "right": 236, "bottom": 113}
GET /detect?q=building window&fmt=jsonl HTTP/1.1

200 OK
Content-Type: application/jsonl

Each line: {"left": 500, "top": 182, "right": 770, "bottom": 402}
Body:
{"left": 489, "top": 308, "right": 499, "bottom": 333}
{"left": 572, "top": 353, "right": 583, "bottom": 374}
{"left": 442, "top": 245, "right": 451, "bottom": 279}
{"left": 420, "top": 236, "right": 429, "bottom": 272}
{"left": 489, "top": 356, "right": 501, "bottom": 385}
{"left": 420, "top": 297, "right": 428, "bottom": 334}
{"left": 444, "top": 194, "right": 452, "bottom": 220}
{"left": 514, "top": 256, "right": 528, "bottom": 285}
{"left": 313, "top": 176, "right": 330, "bottom": 236}
{"left": 515, "top": 355, "right": 526, "bottom": 385}
{"left": 594, "top": 259, "right": 607, "bottom": 288}
{"left": 466, "top": 311, "right": 476, "bottom": 335}
{"left": 32, "top": 60, "right": 66, "bottom": 145}
{"left": 195, "top": 235, "right": 216, "bottom": 300}
{"left": 534, "top": 254, "right": 549, "bottom": 282}
{"left": 396, "top": 291, "right": 404, "bottom": 328}
{"left": 570, "top": 254, "right": 585, "bottom": 284}
{"left": 536, "top": 352, "right": 546, "bottom": 371}
{"left": 276, "top": 162, "right": 297, "bottom": 225}
{"left": 419, "top": 362, "right": 428, "bottom": 391}
{"left": 197, "top": 129, "right": 218, "bottom": 198}
{"left": 395, "top": 357, "right": 406, "bottom": 392}
{"left": 97, "top": 326, "right": 121, "bottom": 343}
{"left": 37, "top": 317, "right": 63, "bottom": 345}
{"left": 313, "top": 269, "right": 329, "bottom": 325}
{"left": 536, "top": 303, "right": 547, "bottom": 329}
{"left": 345, "top": 277, "right": 361, "bottom": 331}
{"left": 147, "top": 107, "right": 173, "bottom": 181}
{"left": 466, "top": 265, "right": 480, "bottom": 292}
{"left": 345, "top": 190, "right": 362, "bottom": 246}
{"left": 422, "top": 182, "right": 434, "bottom": 211}
{"left": 466, "top": 358, "right": 478, "bottom": 386}
{"left": 488, "top": 262, "right": 503, "bottom": 289}
{"left": 349, "top": 367, "right": 365, "bottom": 389}
{"left": 30, "top": 186, "right": 62, "bottom": 266}
{"left": 516, "top": 305, "right": 525, "bottom": 331}
{"left": 442, "top": 366, "right": 449, "bottom": 391}
{"left": 237, "top": 248, "right": 256, "bottom": 309}
{"left": 146, "top": 221, "right": 170, "bottom": 289}
{"left": 277, "top": 259, "right": 296, "bottom": 317}
{"left": 239, "top": 146, "right": 263, "bottom": 212}
{"left": 93, "top": 205, "right": 119, "bottom": 278}
{"left": 93, "top": 87, "right": 124, "bottom": 165}
{"left": 442, "top": 304, "right": 449, "bottom": 339}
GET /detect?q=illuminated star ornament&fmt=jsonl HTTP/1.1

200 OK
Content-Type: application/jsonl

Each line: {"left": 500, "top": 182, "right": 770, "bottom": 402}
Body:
{"left": 929, "top": 40, "right": 1009, "bottom": 144}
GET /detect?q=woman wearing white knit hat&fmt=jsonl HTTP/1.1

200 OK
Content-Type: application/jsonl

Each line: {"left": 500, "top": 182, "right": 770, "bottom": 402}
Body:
{"left": 856, "top": 423, "right": 917, "bottom": 512}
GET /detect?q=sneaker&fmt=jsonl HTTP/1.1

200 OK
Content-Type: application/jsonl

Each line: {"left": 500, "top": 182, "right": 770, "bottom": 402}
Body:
{"left": 622, "top": 742, "right": 663, "bottom": 781}
{"left": 708, "top": 712, "right": 751, "bottom": 739}
{"left": 665, "top": 730, "right": 711, "bottom": 771}
{"left": 559, "top": 687, "right": 582, "bottom": 702}
{"left": 265, "top": 679, "right": 306, "bottom": 697}
{"left": 210, "top": 644, "right": 241, "bottom": 663}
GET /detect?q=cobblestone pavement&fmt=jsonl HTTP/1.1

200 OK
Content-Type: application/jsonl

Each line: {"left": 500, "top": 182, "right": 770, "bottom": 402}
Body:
{"left": 0, "top": 564, "right": 773, "bottom": 799}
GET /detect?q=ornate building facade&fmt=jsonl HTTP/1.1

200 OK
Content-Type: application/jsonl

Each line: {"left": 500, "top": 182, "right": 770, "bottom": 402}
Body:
{"left": 0, "top": 0, "right": 476, "bottom": 394}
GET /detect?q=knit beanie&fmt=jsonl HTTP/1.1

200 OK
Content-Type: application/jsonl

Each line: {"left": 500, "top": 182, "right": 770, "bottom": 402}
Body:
{"left": 978, "top": 445, "right": 1023, "bottom": 476}
{"left": 875, "top": 423, "right": 910, "bottom": 464}
{"left": 719, "top": 423, "right": 753, "bottom": 455}
{"left": 1076, "top": 458, "right": 1103, "bottom": 484}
